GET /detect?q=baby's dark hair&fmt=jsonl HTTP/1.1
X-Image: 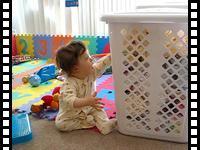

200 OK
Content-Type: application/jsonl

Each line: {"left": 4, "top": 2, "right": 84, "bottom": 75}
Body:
{"left": 56, "top": 40, "right": 86, "bottom": 75}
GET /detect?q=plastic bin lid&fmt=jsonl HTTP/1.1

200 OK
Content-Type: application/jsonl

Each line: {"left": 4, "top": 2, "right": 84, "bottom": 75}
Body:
{"left": 101, "top": 12, "right": 187, "bottom": 23}
{"left": 101, "top": 2, "right": 188, "bottom": 23}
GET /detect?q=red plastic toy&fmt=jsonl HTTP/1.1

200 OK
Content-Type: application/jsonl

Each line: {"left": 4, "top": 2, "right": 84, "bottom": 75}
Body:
{"left": 31, "top": 86, "right": 61, "bottom": 113}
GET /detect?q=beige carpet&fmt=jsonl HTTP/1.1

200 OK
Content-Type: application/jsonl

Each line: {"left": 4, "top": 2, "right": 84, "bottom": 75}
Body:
{"left": 13, "top": 116, "right": 187, "bottom": 150}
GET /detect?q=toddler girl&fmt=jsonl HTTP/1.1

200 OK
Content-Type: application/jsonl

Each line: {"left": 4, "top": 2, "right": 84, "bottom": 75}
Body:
{"left": 55, "top": 41, "right": 117, "bottom": 135}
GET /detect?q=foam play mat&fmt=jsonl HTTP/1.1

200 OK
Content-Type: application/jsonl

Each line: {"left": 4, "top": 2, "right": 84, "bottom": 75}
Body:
{"left": 12, "top": 59, "right": 116, "bottom": 121}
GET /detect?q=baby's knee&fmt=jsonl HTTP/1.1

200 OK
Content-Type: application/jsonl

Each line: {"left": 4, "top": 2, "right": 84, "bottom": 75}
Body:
{"left": 55, "top": 119, "right": 81, "bottom": 132}
{"left": 55, "top": 122, "right": 71, "bottom": 132}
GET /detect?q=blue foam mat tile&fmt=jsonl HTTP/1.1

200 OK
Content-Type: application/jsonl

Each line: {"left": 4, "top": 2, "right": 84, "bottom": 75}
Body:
{"left": 96, "top": 89, "right": 115, "bottom": 101}
{"left": 96, "top": 75, "right": 112, "bottom": 87}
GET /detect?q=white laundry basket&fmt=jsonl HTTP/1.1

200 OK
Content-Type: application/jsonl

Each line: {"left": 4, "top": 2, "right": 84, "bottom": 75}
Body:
{"left": 101, "top": 9, "right": 188, "bottom": 143}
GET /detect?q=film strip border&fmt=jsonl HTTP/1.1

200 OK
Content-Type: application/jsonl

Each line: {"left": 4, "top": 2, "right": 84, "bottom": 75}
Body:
{"left": 0, "top": 0, "right": 197, "bottom": 149}
{"left": 189, "top": 0, "right": 198, "bottom": 149}
{"left": 1, "top": 0, "right": 12, "bottom": 149}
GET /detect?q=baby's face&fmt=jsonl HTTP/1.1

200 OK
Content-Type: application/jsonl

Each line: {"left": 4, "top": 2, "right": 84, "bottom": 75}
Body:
{"left": 77, "top": 50, "right": 94, "bottom": 76}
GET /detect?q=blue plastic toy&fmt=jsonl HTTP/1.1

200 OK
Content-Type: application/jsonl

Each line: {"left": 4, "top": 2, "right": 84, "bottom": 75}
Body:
{"left": 28, "top": 64, "right": 58, "bottom": 87}
{"left": 29, "top": 74, "right": 41, "bottom": 87}
{"left": 12, "top": 113, "right": 33, "bottom": 144}
{"left": 36, "top": 64, "right": 57, "bottom": 83}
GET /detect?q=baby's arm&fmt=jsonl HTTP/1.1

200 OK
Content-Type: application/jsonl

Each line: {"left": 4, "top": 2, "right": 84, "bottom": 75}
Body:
{"left": 61, "top": 82, "right": 103, "bottom": 109}
{"left": 92, "top": 53, "right": 111, "bottom": 79}
{"left": 74, "top": 92, "right": 103, "bottom": 109}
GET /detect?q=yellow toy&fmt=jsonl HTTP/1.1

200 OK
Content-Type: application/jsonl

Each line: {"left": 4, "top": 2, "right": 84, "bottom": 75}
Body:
{"left": 22, "top": 75, "right": 29, "bottom": 84}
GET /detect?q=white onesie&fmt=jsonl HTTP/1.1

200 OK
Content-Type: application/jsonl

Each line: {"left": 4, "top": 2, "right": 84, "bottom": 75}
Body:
{"left": 55, "top": 55, "right": 117, "bottom": 134}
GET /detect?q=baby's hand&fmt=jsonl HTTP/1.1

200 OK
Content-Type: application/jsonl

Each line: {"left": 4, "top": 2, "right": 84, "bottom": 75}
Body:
{"left": 86, "top": 92, "right": 104, "bottom": 110}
